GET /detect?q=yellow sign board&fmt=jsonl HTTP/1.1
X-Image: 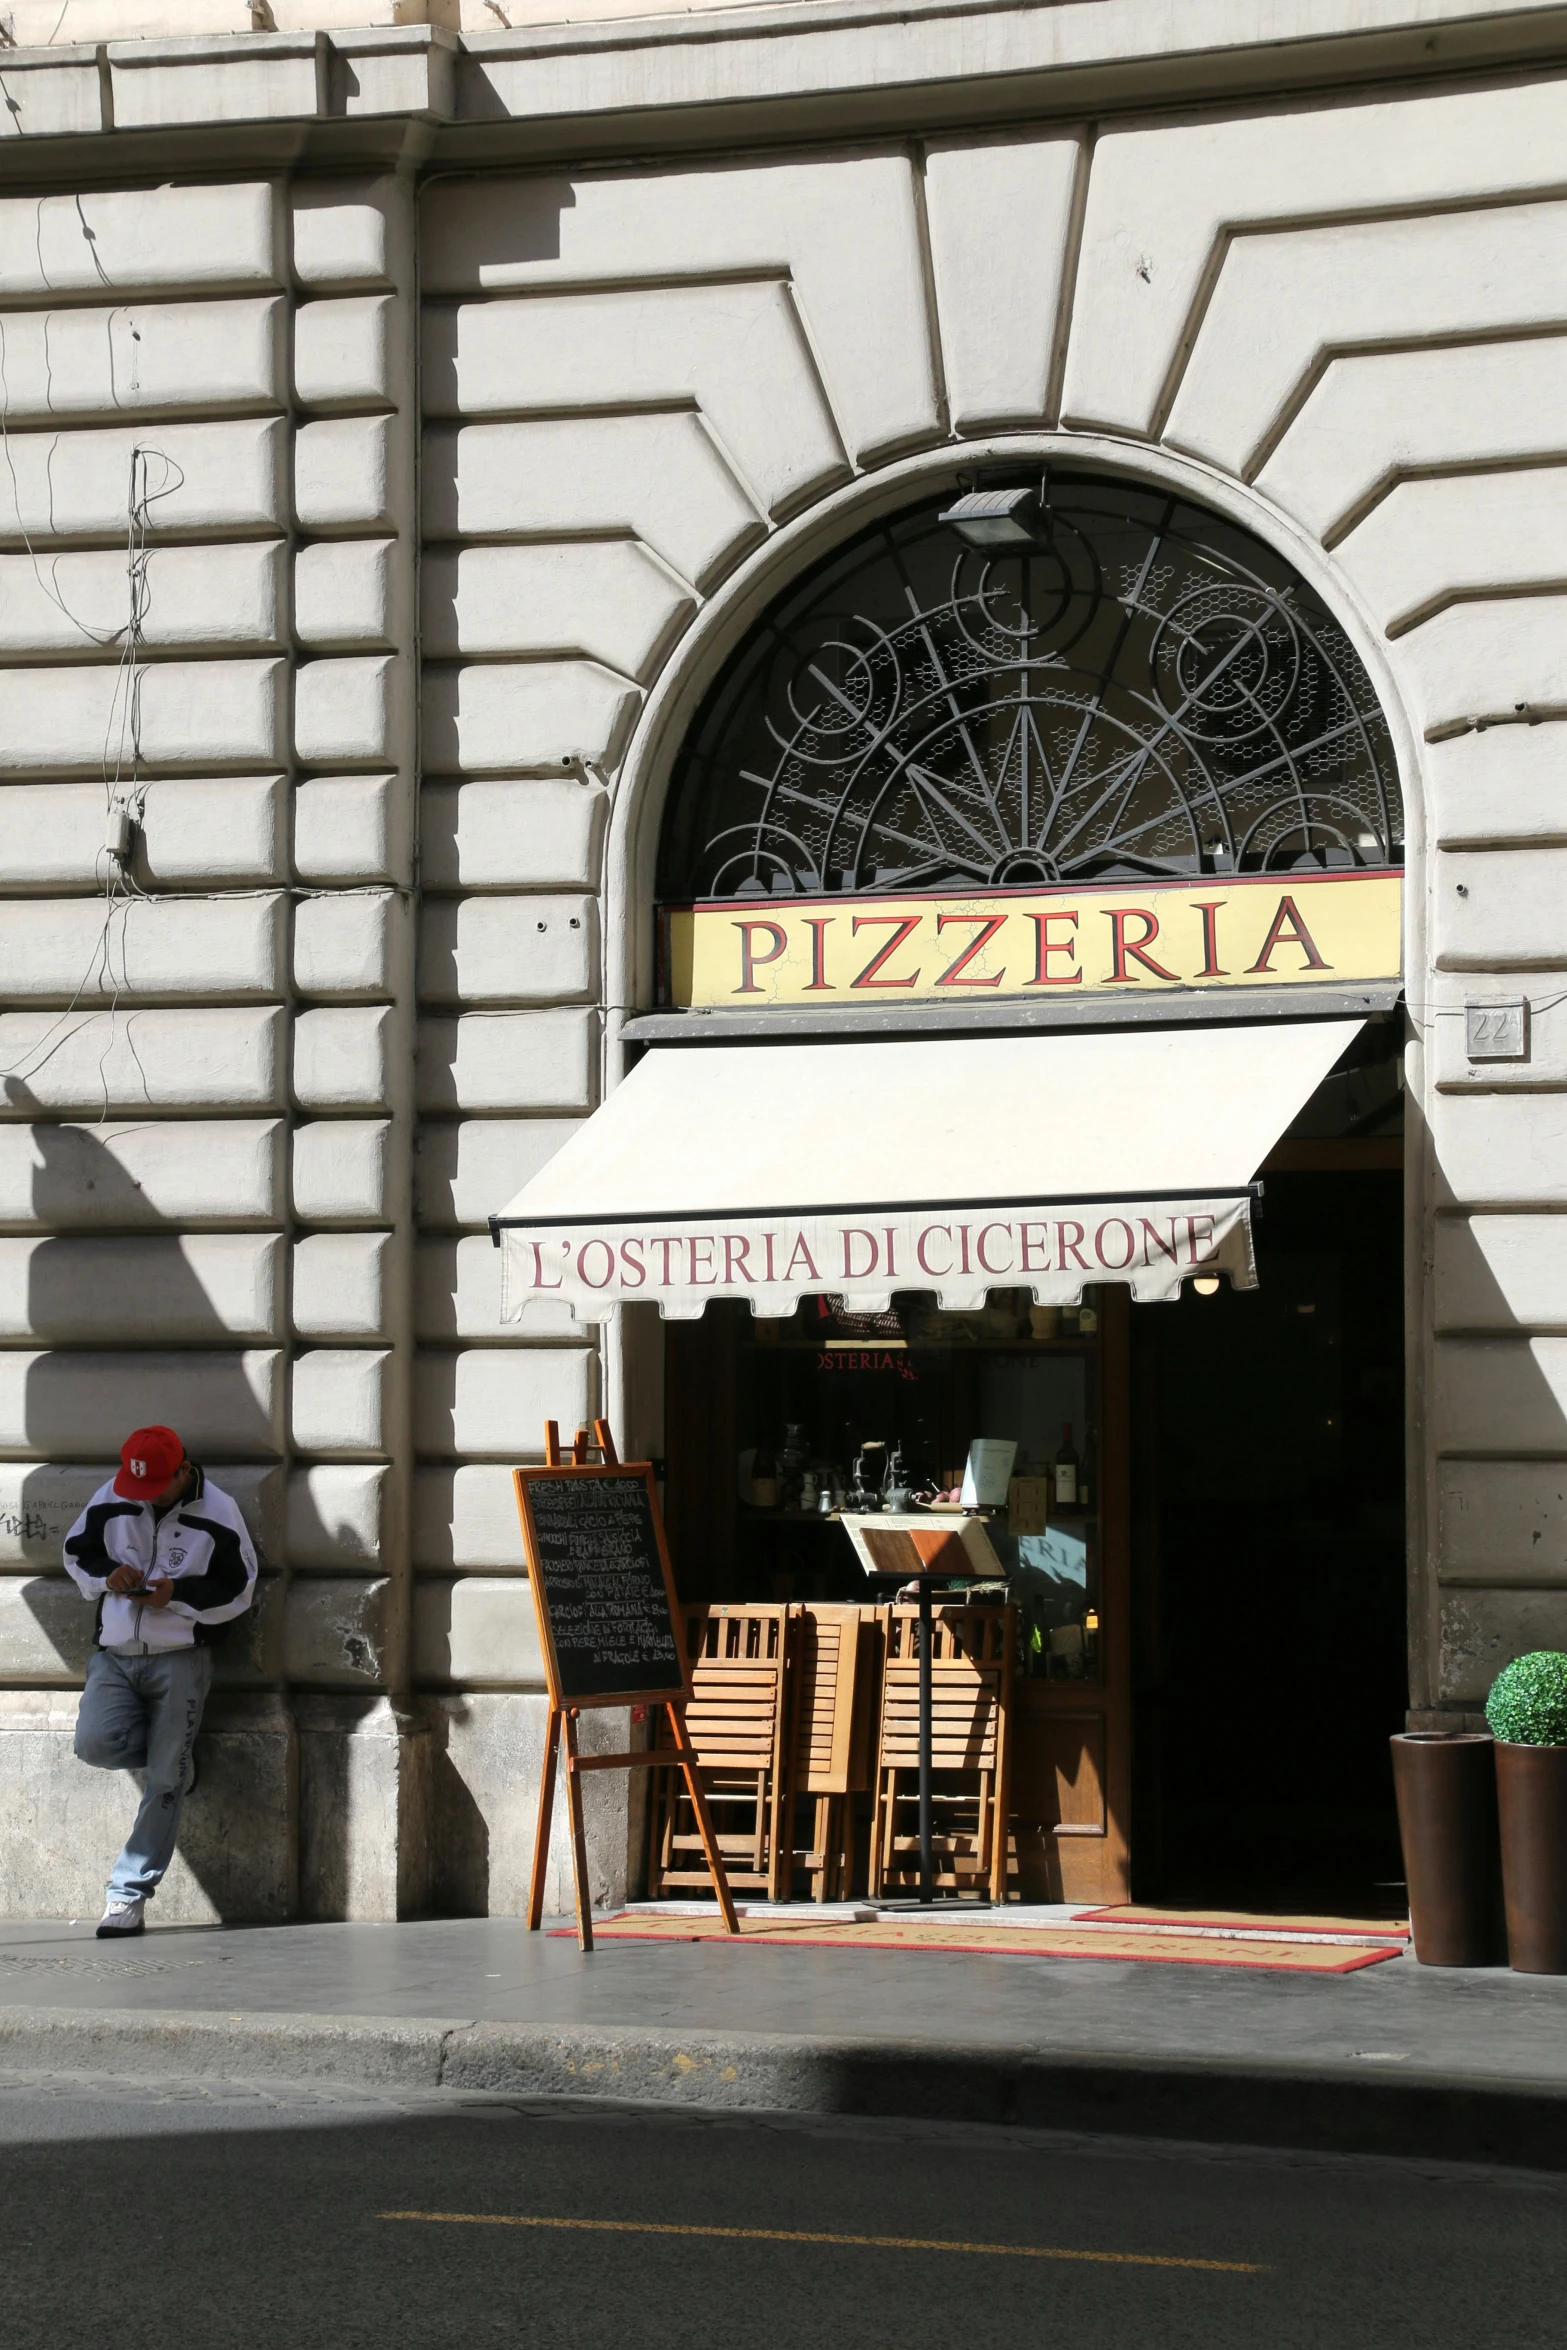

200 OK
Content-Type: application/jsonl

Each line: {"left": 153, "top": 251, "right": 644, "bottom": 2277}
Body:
{"left": 663, "top": 871, "right": 1402, "bottom": 1010}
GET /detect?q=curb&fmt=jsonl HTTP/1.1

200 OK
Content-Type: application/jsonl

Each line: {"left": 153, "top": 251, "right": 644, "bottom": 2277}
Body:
{"left": 1, "top": 2005, "right": 1563, "bottom": 2168}
{"left": 0, "top": 2006, "right": 455, "bottom": 2091}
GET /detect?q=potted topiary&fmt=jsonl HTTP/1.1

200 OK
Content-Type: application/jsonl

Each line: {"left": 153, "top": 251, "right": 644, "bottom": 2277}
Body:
{"left": 1486, "top": 1651, "right": 1567, "bottom": 1975}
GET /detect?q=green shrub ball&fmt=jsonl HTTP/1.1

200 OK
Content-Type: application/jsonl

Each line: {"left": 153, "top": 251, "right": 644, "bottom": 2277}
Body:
{"left": 1486, "top": 1652, "right": 1567, "bottom": 1747}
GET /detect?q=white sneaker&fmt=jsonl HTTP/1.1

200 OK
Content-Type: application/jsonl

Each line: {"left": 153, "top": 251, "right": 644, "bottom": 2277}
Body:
{"left": 95, "top": 1896, "right": 145, "bottom": 1939}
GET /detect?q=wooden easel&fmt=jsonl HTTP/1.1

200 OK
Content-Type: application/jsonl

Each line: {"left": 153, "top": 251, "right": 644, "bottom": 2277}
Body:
{"left": 520, "top": 1419, "right": 739, "bottom": 1953}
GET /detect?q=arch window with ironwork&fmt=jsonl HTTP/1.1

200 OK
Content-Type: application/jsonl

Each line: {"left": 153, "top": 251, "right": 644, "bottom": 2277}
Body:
{"left": 656, "top": 471, "right": 1403, "bottom": 914}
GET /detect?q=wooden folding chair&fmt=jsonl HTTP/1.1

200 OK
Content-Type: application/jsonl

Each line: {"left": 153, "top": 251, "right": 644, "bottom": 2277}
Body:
{"left": 869, "top": 1602, "right": 1018, "bottom": 1902}
{"left": 787, "top": 1604, "right": 878, "bottom": 1901}
{"left": 648, "top": 1603, "right": 795, "bottom": 1901}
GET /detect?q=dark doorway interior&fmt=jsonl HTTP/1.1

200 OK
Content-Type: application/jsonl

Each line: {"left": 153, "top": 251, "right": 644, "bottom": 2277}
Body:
{"left": 1131, "top": 1167, "right": 1406, "bottom": 1912}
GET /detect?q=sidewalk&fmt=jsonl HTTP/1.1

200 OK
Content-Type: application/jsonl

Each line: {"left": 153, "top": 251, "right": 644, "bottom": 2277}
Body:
{"left": 2, "top": 1905, "right": 1564, "bottom": 2167}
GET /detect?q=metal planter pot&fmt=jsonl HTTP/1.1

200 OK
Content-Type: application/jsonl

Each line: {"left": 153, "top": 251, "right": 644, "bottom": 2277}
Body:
{"left": 1495, "top": 1741, "right": 1567, "bottom": 1975}
{"left": 1390, "top": 1731, "right": 1500, "bottom": 1967}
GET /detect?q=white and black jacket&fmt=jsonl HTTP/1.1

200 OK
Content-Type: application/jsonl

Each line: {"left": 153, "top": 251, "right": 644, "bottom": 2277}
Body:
{"left": 63, "top": 1468, "right": 258, "bottom": 1653}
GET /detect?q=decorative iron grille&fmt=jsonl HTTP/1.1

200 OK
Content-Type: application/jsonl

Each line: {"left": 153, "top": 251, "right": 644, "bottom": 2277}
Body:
{"left": 657, "top": 473, "right": 1402, "bottom": 904}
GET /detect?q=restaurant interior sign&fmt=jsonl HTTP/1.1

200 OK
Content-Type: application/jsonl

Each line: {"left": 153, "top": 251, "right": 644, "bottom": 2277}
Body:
{"left": 663, "top": 871, "right": 1402, "bottom": 1011}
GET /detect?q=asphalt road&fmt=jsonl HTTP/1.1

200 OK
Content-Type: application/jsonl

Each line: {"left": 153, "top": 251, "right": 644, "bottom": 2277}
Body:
{"left": 2, "top": 2071, "right": 1564, "bottom": 2350}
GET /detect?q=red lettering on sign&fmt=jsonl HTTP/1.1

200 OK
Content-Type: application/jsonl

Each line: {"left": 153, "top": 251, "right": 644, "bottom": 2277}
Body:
{"left": 850, "top": 914, "right": 922, "bottom": 990}
{"left": 529, "top": 1240, "right": 564, "bottom": 1291}
{"left": 934, "top": 912, "right": 1007, "bottom": 987}
{"left": 803, "top": 916, "right": 835, "bottom": 992}
{"left": 733, "top": 919, "right": 788, "bottom": 994}
{"left": 618, "top": 1237, "right": 647, "bottom": 1287}
{"left": 1248, "top": 893, "right": 1329, "bottom": 973}
{"left": 577, "top": 1238, "right": 615, "bottom": 1289}
{"left": 1058, "top": 1222, "right": 1088, "bottom": 1271}
{"left": 723, "top": 1234, "right": 755, "bottom": 1284}
{"left": 783, "top": 1232, "right": 820, "bottom": 1282}
{"left": 688, "top": 1236, "right": 716, "bottom": 1285}
{"left": 1106, "top": 906, "right": 1180, "bottom": 983}
{"left": 917, "top": 1225, "right": 954, "bottom": 1277}
{"left": 883, "top": 1227, "right": 898, "bottom": 1277}
{"left": 651, "top": 1236, "right": 681, "bottom": 1284}
{"left": 1095, "top": 1218, "right": 1136, "bottom": 1270}
{"left": 1025, "top": 910, "right": 1082, "bottom": 985}
{"left": 841, "top": 1229, "right": 880, "bottom": 1280}
{"left": 1139, "top": 1217, "right": 1180, "bottom": 1267}
{"left": 1185, "top": 1213, "right": 1217, "bottom": 1263}
{"left": 1020, "top": 1222, "right": 1049, "bottom": 1272}
{"left": 815, "top": 1348, "right": 921, "bottom": 1380}
{"left": 975, "top": 1222, "right": 1013, "bottom": 1274}
{"left": 1193, "top": 900, "right": 1229, "bottom": 979}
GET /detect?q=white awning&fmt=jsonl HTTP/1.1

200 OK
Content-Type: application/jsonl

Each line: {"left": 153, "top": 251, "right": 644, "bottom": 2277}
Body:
{"left": 493, "top": 1021, "right": 1365, "bottom": 1324}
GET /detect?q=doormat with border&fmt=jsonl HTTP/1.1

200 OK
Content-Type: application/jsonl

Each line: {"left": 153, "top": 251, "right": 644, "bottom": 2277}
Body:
{"left": 1073, "top": 1907, "right": 1412, "bottom": 1943}
{"left": 558, "top": 1913, "right": 1405, "bottom": 1973}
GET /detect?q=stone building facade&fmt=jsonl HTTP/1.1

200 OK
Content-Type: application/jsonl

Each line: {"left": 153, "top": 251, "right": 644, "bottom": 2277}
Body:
{"left": 0, "top": 0, "right": 1564, "bottom": 1917}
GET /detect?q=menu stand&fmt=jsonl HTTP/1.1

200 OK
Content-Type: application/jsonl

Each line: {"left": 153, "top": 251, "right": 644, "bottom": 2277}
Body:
{"left": 515, "top": 1419, "right": 739, "bottom": 1952}
{"left": 850, "top": 1514, "right": 1001, "bottom": 1910}
{"left": 913, "top": 1564, "right": 938, "bottom": 1905}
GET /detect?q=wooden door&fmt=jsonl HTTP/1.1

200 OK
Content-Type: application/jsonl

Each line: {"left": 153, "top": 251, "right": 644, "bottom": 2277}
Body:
{"left": 1009, "top": 1287, "right": 1132, "bottom": 1906}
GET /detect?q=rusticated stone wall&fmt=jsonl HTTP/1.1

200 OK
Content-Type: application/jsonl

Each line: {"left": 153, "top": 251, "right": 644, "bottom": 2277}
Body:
{"left": 1, "top": 26, "right": 1566, "bottom": 1912}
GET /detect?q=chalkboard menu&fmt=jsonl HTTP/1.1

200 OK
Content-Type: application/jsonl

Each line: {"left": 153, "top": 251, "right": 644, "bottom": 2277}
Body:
{"left": 514, "top": 1464, "right": 688, "bottom": 1709}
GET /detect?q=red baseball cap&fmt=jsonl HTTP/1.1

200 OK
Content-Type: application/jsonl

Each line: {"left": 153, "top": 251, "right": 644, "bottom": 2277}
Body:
{"left": 114, "top": 1426, "right": 186, "bottom": 1499}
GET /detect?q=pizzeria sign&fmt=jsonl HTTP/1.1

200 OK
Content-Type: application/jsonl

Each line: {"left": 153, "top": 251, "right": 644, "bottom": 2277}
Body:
{"left": 662, "top": 870, "right": 1401, "bottom": 1010}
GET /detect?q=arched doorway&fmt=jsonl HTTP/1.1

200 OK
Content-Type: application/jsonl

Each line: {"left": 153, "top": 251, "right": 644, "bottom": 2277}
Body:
{"left": 505, "top": 456, "right": 1411, "bottom": 1911}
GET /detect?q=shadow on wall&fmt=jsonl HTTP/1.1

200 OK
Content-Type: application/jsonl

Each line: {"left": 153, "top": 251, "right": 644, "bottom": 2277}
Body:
{"left": 7, "top": 1096, "right": 286, "bottom": 1918}
{"left": 1430, "top": 1163, "right": 1567, "bottom": 1707}
{"left": 421, "top": 168, "right": 574, "bottom": 255}
{"left": 424, "top": 1695, "right": 492, "bottom": 1917}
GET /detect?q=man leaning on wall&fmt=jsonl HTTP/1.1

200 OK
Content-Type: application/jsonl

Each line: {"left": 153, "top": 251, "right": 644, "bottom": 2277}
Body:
{"left": 62, "top": 1427, "right": 259, "bottom": 1938}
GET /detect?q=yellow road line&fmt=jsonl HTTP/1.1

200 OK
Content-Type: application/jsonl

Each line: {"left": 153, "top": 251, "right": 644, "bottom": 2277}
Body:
{"left": 378, "top": 2212, "right": 1263, "bottom": 2274}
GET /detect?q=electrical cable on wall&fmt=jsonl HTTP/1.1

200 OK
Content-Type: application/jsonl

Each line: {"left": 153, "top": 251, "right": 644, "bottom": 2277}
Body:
{"left": 0, "top": 412, "right": 185, "bottom": 1109}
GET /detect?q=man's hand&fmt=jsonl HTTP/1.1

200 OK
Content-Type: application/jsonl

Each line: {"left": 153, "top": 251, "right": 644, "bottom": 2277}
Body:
{"left": 103, "top": 1567, "right": 175, "bottom": 1605}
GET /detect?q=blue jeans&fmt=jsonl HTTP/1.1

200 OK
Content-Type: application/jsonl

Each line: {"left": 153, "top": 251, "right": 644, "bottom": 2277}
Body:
{"left": 74, "top": 1646, "right": 213, "bottom": 1903}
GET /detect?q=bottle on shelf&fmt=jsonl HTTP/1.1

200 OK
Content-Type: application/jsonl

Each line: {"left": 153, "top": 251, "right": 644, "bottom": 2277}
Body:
{"left": 751, "top": 1438, "right": 778, "bottom": 1510}
{"left": 779, "top": 1422, "right": 809, "bottom": 1510}
{"left": 1053, "top": 1421, "right": 1079, "bottom": 1510}
{"left": 1078, "top": 1427, "right": 1096, "bottom": 1513}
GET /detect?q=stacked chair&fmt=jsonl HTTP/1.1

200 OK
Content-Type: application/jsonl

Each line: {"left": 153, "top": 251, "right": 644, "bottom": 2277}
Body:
{"left": 648, "top": 1603, "right": 794, "bottom": 1900}
{"left": 646, "top": 1596, "right": 1017, "bottom": 1907}
{"left": 786, "top": 1602, "right": 882, "bottom": 1901}
{"left": 868, "top": 1601, "right": 1018, "bottom": 1903}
